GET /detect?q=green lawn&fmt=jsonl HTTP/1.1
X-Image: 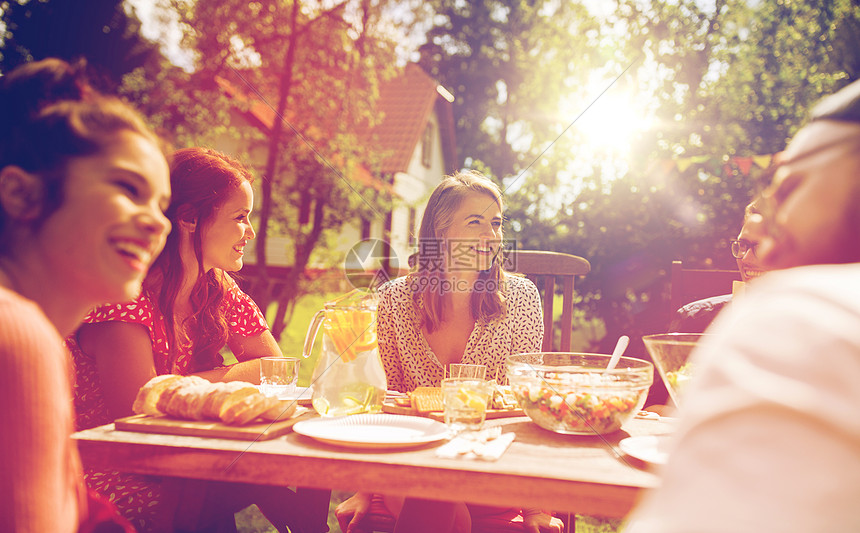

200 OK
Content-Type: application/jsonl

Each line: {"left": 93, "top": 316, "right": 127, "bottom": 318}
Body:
{"left": 265, "top": 290, "right": 337, "bottom": 386}
{"left": 221, "top": 290, "right": 337, "bottom": 381}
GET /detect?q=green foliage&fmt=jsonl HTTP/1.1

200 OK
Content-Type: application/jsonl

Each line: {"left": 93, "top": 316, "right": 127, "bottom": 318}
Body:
{"left": 7, "top": 0, "right": 859, "bottom": 353}
{"left": 418, "top": 0, "right": 604, "bottom": 177}
{"left": 0, "top": 0, "right": 158, "bottom": 87}
{"left": 454, "top": 0, "right": 860, "bottom": 354}
{"left": 235, "top": 505, "right": 278, "bottom": 533}
{"left": 266, "top": 289, "right": 339, "bottom": 384}
{"left": 575, "top": 514, "right": 623, "bottom": 533}
{"left": 116, "top": 0, "right": 426, "bottom": 334}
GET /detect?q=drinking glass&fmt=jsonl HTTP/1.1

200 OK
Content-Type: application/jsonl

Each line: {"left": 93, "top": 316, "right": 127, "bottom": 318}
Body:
{"left": 441, "top": 377, "right": 493, "bottom": 434}
{"left": 446, "top": 363, "right": 487, "bottom": 380}
{"left": 260, "top": 357, "right": 300, "bottom": 398}
{"left": 642, "top": 334, "right": 704, "bottom": 408}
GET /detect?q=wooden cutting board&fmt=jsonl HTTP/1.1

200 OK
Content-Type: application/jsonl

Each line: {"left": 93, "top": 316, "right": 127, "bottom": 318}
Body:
{"left": 114, "top": 407, "right": 314, "bottom": 441}
{"left": 381, "top": 401, "right": 523, "bottom": 420}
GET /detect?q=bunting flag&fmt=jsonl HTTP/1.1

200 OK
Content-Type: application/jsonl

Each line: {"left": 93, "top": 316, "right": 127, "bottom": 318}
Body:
{"left": 646, "top": 152, "right": 779, "bottom": 179}
{"left": 752, "top": 154, "right": 773, "bottom": 169}
{"left": 676, "top": 159, "right": 694, "bottom": 172}
{"left": 734, "top": 157, "right": 754, "bottom": 175}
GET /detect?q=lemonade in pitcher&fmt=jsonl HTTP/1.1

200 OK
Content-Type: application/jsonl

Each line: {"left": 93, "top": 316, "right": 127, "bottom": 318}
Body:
{"left": 303, "top": 289, "right": 386, "bottom": 417}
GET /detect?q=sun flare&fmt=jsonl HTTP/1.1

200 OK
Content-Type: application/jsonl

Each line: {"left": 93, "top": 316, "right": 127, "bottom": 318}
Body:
{"left": 561, "top": 75, "right": 654, "bottom": 157}
{"left": 574, "top": 89, "right": 652, "bottom": 154}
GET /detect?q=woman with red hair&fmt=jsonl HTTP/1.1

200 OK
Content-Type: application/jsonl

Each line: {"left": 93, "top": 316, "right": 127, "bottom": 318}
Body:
{"left": 69, "top": 147, "right": 328, "bottom": 532}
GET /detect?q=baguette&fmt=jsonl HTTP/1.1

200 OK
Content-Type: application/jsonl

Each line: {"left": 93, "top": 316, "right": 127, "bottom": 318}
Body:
{"left": 132, "top": 374, "right": 182, "bottom": 416}
{"left": 259, "top": 399, "right": 298, "bottom": 422}
{"left": 133, "top": 375, "right": 291, "bottom": 425}
{"left": 155, "top": 376, "right": 209, "bottom": 417}
{"left": 201, "top": 382, "right": 257, "bottom": 420}
{"left": 174, "top": 381, "right": 214, "bottom": 420}
{"left": 220, "top": 393, "right": 280, "bottom": 425}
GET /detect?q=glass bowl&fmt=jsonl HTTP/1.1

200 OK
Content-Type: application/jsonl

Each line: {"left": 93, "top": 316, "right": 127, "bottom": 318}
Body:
{"left": 506, "top": 353, "right": 653, "bottom": 435}
{"left": 642, "top": 333, "right": 706, "bottom": 408}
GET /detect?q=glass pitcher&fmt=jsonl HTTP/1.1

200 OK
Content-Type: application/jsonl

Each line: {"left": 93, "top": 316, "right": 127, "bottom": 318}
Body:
{"left": 302, "top": 288, "right": 386, "bottom": 417}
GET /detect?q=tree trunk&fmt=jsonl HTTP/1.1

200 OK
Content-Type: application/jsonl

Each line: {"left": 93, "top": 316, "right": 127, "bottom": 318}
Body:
{"left": 270, "top": 196, "right": 328, "bottom": 340}
{"left": 255, "top": 0, "right": 301, "bottom": 315}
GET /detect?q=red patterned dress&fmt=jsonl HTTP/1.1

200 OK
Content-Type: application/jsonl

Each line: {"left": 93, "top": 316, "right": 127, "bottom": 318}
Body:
{"left": 67, "top": 276, "right": 269, "bottom": 531}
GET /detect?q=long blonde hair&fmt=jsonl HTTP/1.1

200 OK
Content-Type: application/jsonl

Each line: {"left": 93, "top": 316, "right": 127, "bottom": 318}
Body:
{"left": 411, "top": 170, "right": 506, "bottom": 332}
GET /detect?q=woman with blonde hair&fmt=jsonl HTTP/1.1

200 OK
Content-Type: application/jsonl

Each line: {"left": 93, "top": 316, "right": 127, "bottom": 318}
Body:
{"left": 337, "top": 170, "right": 562, "bottom": 532}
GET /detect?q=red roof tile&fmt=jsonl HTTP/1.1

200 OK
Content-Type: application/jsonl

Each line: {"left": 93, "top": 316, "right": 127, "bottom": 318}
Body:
{"left": 215, "top": 64, "right": 456, "bottom": 187}
{"left": 374, "top": 64, "right": 439, "bottom": 173}
{"left": 216, "top": 77, "right": 391, "bottom": 193}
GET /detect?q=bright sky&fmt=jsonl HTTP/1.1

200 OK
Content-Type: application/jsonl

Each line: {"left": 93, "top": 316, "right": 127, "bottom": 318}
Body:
{"left": 125, "top": 0, "right": 193, "bottom": 71}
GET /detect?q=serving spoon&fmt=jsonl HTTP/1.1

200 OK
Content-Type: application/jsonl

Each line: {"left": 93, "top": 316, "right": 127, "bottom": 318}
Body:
{"left": 605, "top": 335, "right": 630, "bottom": 372}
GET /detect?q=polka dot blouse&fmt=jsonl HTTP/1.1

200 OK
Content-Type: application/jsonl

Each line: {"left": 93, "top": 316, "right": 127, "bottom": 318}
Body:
{"left": 379, "top": 273, "right": 544, "bottom": 393}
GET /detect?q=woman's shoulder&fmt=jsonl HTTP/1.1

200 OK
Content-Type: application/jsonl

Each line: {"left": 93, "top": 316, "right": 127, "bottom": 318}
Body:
{"left": 379, "top": 276, "right": 414, "bottom": 299}
{"left": 218, "top": 272, "right": 268, "bottom": 332}
{"left": 83, "top": 293, "right": 158, "bottom": 326}
{"left": 0, "top": 287, "right": 62, "bottom": 347}
{"left": 221, "top": 272, "right": 246, "bottom": 300}
{"left": 502, "top": 272, "right": 538, "bottom": 294}
{"left": 221, "top": 271, "right": 242, "bottom": 288}
{"left": 220, "top": 271, "right": 260, "bottom": 305}
{"left": 0, "top": 285, "right": 42, "bottom": 315}
{"left": 500, "top": 273, "right": 541, "bottom": 317}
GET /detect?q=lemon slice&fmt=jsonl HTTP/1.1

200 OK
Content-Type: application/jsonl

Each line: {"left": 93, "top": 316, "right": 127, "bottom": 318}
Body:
{"left": 312, "top": 397, "right": 330, "bottom": 415}
{"left": 341, "top": 395, "right": 367, "bottom": 415}
{"left": 457, "top": 387, "right": 487, "bottom": 413}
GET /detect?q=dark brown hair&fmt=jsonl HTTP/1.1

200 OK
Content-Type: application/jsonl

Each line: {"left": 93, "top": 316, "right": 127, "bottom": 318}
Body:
{"left": 0, "top": 58, "right": 168, "bottom": 237}
{"left": 146, "top": 147, "right": 255, "bottom": 372}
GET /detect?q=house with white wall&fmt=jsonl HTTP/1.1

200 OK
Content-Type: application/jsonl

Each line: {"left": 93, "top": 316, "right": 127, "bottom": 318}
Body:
{"left": 215, "top": 63, "right": 457, "bottom": 277}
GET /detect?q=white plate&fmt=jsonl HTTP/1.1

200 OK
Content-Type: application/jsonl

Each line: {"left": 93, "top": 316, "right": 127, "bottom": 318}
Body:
{"left": 293, "top": 414, "right": 448, "bottom": 449}
{"left": 619, "top": 435, "right": 672, "bottom": 465}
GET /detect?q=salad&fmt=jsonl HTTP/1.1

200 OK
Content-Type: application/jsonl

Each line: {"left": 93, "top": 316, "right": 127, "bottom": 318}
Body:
{"left": 512, "top": 374, "right": 646, "bottom": 434}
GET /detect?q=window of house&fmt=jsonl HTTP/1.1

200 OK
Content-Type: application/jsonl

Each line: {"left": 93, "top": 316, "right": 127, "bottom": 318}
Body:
{"left": 360, "top": 217, "right": 371, "bottom": 241}
{"left": 421, "top": 123, "right": 434, "bottom": 168}
{"left": 407, "top": 207, "right": 417, "bottom": 246}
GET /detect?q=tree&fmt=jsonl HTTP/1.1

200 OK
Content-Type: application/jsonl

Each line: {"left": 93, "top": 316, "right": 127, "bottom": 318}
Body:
{"left": 0, "top": 0, "right": 157, "bottom": 87}
{"left": 509, "top": 0, "right": 860, "bottom": 363}
{"left": 147, "top": 0, "right": 424, "bottom": 337}
{"left": 417, "top": 0, "right": 603, "bottom": 178}
{"left": 417, "top": 0, "right": 860, "bottom": 370}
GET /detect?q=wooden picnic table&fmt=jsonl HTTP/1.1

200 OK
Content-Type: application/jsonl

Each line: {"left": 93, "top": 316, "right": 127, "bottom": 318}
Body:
{"left": 73, "top": 414, "right": 672, "bottom": 519}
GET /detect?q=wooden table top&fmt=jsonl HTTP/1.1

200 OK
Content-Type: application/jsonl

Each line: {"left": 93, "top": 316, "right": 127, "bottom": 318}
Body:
{"left": 73, "top": 414, "right": 673, "bottom": 518}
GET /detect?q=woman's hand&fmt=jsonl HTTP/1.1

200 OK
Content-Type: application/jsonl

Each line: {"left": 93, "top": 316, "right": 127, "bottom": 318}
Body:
{"left": 522, "top": 508, "right": 564, "bottom": 533}
{"left": 335, "top": 491, "right": 373, "bottom": 533}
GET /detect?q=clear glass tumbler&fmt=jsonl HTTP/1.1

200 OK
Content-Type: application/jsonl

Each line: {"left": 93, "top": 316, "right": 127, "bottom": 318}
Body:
{"left": 442, "top": 377, "right": 493, "bottom": 434}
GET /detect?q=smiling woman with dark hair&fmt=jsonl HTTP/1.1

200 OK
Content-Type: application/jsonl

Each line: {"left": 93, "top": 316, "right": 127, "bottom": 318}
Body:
{"left": 0, "top": 57, "right": 171, "bottom": 533}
